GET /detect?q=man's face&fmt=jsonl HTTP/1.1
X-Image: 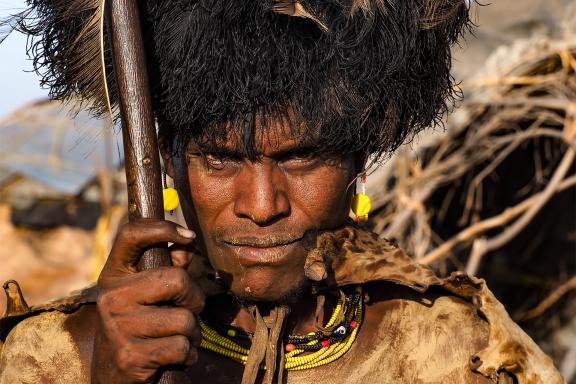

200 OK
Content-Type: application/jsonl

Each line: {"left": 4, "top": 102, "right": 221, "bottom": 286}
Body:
{"left": 166, "top": 125, "right": 357, "bottom": 303}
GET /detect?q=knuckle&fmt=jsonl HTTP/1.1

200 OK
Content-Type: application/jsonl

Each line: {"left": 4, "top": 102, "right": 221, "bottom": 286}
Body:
{"left": 175, "top": 336, "right": 191, "bottom": 360}
{"left": 115, "top": 346, "right": 137, "bottom": 373}
{"left": 159, "top": 219, "right": 176, "bottom": 232}
{"left": 179, "top": 309, "right": 196, "bottom": 334}
{"left": 116, "top": 222, "right": 135, "bottom": 242}
{"left": 170, "top": 267, "right": 192, "bottom": 290}
{"left": 146, "top": 219, "right": 174, "bottom": 239}
{"left": 96, "top": 290, "right": 116, "bottom": 312}
{"left": 129, "top": 369, "right": 155, "bottom": 384}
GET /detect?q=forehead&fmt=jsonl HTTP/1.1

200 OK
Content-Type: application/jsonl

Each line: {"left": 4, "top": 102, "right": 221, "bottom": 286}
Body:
{"left": 187, "top": 112, "right": 318, "bottom": 157}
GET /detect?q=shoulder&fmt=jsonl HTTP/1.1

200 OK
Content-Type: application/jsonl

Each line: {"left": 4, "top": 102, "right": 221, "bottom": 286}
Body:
{"left": 361, "top": 278, "right": 565, "bottom": 384}
{"left": 0, "top": 305, "right": 96, "bottom": 384}
{"left": 358, "top": 282, "right": 491, "bottom": 383}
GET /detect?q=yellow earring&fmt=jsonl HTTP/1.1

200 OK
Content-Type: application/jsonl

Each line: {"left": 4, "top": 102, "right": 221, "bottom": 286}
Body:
{"left": 162, "top": 171, "right": 180, "bottom": 212}
{"left": 351, "top": 174, "right": 371, "bottom": 221}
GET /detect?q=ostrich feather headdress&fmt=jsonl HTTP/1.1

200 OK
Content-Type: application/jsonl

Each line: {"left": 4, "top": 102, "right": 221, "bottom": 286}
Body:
{"left": 2, "top": 0, "right": 474, "bottom": 158}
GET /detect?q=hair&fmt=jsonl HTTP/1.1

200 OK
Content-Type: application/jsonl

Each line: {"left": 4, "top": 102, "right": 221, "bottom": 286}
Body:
{"left": 13, "top": 0, "right": 474, "bottom": 160}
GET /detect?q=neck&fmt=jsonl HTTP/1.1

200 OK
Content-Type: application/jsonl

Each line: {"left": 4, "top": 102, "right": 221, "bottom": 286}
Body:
{"left": 202, "top": 289, "right": 337, "bottom": 336}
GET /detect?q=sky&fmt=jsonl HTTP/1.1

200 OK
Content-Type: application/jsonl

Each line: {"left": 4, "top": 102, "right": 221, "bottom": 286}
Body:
{"left": 0, "top": 0, "right": 48, "bottom": 118}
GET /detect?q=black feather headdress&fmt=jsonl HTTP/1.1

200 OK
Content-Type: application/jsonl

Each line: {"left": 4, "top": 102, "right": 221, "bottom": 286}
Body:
{"left": 3, "top": 0, "right": 474, "bottom": 159}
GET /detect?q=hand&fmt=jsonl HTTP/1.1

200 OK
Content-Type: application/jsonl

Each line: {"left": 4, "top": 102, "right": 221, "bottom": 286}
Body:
{"left": 91, "top": 219, "right": 205, "bottom": 383}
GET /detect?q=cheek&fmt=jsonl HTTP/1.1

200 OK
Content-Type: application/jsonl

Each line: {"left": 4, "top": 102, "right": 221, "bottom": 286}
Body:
{"left": 187, "top": 169, "right": 234, "bottom": 221}
{"left": 288, "top": 165, "right": 354, "bottom": 227}
{"left": 183, "top": 168, "right": 239, "bottom": 270}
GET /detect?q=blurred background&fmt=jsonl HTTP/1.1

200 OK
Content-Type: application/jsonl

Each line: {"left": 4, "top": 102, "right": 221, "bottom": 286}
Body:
{"left": 0, "top": 0, "right": 575, "bottom": 381}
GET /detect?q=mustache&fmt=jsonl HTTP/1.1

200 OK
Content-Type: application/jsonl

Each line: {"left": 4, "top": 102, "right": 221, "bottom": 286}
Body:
{"left": 221, "top": 234, "right": 304, "bottom": 247}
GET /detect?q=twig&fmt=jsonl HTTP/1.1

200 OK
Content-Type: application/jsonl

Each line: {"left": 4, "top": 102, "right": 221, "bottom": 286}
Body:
{"left": 419, "top": 174, "right": 576, "bottom": 266}
{"left": 465, "top": 146, "right": 575, "bottom": 276}
{"left": 515, "top": 275, "right": 576, "bottom": 321}
{"left": 462, "top": 130, "right": 527, "bottom": 221}
{"left": 469, "top": 97, "right": 574, "bottom": 111}
{"left": 461, "top": 74, "right": 562, "bottom": 90}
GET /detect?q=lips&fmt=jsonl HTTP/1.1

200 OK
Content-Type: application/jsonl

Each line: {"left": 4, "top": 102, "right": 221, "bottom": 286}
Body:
{"left": 221, "top": 234, "right": 303, "bottom": 266}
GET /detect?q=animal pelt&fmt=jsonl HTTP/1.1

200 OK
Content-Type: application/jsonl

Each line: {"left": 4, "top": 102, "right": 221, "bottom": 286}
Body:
{"left": 3, "top": 0, "right": 473, "bottom": 159}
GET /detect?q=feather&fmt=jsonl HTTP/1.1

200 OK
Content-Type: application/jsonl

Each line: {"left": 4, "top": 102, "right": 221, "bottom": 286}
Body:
{"left": 420, "top": 0, "right": 469, "bottom": 35}
{"left": 349, "top": 0, "right": 392, "bottom": 17}
{"left": 98, "top": 0, "right": 112, "bottom": 117}
{"left": 2, "top": 0, "right": 115, "bottom": 117}
{"left": 272, "top": 1, "right": 329, "bottom": 31}
{"left": 0, "top": 13, "right": 21, "bottom": 44}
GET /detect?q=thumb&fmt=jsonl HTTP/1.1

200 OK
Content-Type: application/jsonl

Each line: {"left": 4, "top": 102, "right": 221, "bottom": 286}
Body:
{"left": 169, "top": 243, "right": 195, "bottom": 269}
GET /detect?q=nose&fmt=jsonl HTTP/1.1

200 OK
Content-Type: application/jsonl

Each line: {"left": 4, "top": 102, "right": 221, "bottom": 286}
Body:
{"left": 233, "top": 162, "right": 290, "bottom": 225}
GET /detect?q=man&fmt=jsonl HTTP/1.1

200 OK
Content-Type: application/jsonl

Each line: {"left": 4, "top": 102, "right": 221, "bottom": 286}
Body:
{"left": 0, "top": 1, "right": 565, "bottom": 383}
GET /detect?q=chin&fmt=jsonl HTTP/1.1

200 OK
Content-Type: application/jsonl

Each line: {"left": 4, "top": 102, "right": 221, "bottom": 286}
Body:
{"left": 229, "top": 270, "right": 310, "bottom": 306}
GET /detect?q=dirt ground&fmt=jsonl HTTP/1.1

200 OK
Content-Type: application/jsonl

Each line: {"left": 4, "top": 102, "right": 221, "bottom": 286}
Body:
{"left": 0, "top": 205, "right": 93, "bottom": 312}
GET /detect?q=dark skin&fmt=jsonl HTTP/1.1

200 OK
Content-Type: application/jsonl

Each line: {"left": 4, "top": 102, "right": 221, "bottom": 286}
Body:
{"left": 91, "top": 122, "right": 361, "bottom": 383}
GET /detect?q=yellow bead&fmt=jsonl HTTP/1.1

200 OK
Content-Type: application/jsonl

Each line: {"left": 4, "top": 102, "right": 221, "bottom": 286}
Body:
{"left": 163, "top": 187, "right": 180, "bottom": 211}
{"left": 351, "top": 193, "right": 371, "bottom": 217}
{"left": 227, "top": 329, "right": 237, "bottom": 337}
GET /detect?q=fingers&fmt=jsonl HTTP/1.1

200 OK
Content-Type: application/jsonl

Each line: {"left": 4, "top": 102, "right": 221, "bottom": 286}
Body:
{"left": 98, "top": 266, "right": 205, "bottom": 313}
{"left": 116, "top": 307, "right": 202, "bottom": 346}
{"left": 115, "top": 336, "right": 198, "bottom": 377}
{"left": 103, "top": 219, "right": 196, "bottom": 277}
{"left": 143, "top": 336, "right": 198, "bottom": 367}
{"left": 93, "top": 219, "right": 203, "bottom": 382}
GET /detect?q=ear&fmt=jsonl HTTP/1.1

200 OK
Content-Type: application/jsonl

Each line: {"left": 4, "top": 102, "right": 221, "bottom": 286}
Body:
{"left": 158, "top": 133, "right": 176, "bottom": 179}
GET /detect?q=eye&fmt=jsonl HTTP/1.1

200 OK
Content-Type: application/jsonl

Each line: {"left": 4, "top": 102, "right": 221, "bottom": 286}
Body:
{"left": 204, "top": 153, "right": 241, "bottom": 171}
{"left": 280, "top": 153, "right": 321, "bottom": 170}
{"left": 205, "top": 153, "right": 225, "bottom": 168}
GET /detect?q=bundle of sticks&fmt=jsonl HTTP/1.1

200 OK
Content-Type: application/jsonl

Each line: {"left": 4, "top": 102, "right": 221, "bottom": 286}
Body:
{"left": 370, "top": 24, "right": 576, "bottom": 301}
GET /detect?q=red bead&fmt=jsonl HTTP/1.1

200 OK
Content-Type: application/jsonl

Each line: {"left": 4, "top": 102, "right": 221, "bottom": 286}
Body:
{"left": 285, "top": 344, "right": 296, "bottom": 352}
{"left": 321, "top": 340, "right": 330, "bottom": 348}
{"left": 350, "top": 321, "right": 358, "bottom": 328}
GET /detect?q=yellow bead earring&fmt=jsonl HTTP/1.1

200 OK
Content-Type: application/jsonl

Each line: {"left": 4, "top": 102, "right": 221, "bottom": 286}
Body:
{"left": 162, "top": 171, "right": 180, "bottom": 212}
{"left": 351, "top": 174, "right": 371, "bottom": 222}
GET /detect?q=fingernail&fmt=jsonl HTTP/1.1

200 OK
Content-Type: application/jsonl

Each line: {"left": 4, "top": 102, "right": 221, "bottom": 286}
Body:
{"left": 177, "top": 227, "right": 196, "bottom": 239}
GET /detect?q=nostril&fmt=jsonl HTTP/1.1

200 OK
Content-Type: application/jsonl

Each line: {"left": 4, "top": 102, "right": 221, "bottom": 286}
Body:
{"left": 233, "top": 164, "right": 290, "bottom": 223}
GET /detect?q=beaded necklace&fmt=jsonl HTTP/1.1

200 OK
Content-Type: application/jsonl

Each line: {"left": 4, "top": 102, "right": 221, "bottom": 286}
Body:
{"left": 199, "top": 286, "right": 363, "bottom": 371}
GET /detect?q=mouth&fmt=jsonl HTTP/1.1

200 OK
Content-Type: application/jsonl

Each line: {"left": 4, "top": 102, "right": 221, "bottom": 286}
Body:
{"left": 221, "top": 234, "right": 304, "bottom": 266}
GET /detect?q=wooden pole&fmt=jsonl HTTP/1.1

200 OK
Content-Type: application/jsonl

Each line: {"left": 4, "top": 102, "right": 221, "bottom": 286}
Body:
{"left": 107, "top": 0, "right": 190, "bottom": 382}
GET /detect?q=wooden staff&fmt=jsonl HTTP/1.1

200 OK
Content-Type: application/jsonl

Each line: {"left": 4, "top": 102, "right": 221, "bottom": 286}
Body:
{"left": 108, "top": 0, "right": 190, "bottom": 382}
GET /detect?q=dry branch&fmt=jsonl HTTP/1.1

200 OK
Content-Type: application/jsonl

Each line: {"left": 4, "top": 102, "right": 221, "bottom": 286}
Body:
{"left": 419, "top": 174, "right": 576, "bottom": 266}
{"left": 515, "top": 275, "right": 576, "bottom": 321}
{"left": 371, "top": 38, "right": 576, "bottom": 271}
{"left": 465, "top": 146, "right": 575, "bottom": 276}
